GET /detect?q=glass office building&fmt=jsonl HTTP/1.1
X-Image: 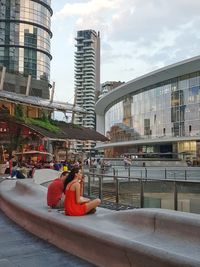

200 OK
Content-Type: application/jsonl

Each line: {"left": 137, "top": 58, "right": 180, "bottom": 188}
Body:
{"left": 0, "top": 0, "right": 52, "bottom": 98}
{"left": 96, "top": 57, "right": 200, "bottom": 164}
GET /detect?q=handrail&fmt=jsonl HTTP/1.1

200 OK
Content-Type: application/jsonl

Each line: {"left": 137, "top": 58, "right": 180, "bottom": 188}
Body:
{"left": 83, "top": 169, "right": 200, "bottom": 213}
{"left": 84, "top": 166, "right": 200, "bottom": 181}
{"left": 84, "top": 170, "right": 200, "bottom": 183}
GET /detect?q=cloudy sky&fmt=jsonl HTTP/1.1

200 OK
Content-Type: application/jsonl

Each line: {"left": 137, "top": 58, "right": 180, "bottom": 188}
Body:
{"left": 51, "top": 0, "right": 200, "bottom": 103}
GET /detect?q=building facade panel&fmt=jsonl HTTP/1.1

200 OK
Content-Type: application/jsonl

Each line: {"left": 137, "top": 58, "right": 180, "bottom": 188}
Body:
{"left": 96, "top": 57, "right": 200, "bottom": 164}
{"left": 0, "top": 0, "right": 52, "bottom": 98}
{"left": 105, "top": 72, "right": 200, "bottom": 139}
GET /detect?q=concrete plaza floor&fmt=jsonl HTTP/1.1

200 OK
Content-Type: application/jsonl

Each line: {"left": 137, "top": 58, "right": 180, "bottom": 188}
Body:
{"left": 0, "top": 210, "right": 96, "bottom": 267}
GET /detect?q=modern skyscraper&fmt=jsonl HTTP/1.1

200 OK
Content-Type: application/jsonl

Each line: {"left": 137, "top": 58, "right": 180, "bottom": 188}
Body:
{"left": 0, "top": 0, "right": 52, "bottom": 98}
{"left": 73, "top": 29, "right": 100, "bottom": 129}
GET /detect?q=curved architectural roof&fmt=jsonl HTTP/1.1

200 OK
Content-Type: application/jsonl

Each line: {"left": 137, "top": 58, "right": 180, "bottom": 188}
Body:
{"left": 0, "top": 90, "right": 86, "bottom": 114}
{"left": 96, "top": 56, "right": 200, "bottom": 115}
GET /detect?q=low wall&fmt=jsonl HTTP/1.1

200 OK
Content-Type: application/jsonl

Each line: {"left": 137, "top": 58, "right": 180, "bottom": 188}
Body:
{"left": 0, "top": 179, "right": 200, "bottom": 267}
{"left": 33, "top": 168, "right": 61, "bottom": 184}
{"left": 103, "top": 158, "right": 188, "bottom": 167}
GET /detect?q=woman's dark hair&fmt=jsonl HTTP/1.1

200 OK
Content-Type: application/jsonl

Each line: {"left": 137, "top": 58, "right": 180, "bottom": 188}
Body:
{"left": 63, "top": 167, "right": 80, "bottom": 191}
{"left": 61, "top": 171, "right": 68, "bottom": 177}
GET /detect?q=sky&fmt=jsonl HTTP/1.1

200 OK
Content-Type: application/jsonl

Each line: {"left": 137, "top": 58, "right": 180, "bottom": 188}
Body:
{"left": 51, "top": 0, "right": 200, "bottom": 104}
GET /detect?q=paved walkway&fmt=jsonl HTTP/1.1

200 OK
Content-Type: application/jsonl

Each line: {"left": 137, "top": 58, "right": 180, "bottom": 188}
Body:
{"left": 0, "top": 210, "right": 96, "bottom": 267}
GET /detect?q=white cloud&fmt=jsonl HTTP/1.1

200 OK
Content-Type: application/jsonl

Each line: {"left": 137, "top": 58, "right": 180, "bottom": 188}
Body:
{"left": 51, "top": 0, "right": 200, "bottom": 102}
{"left": 54, "top": 0, "right": 120, "bottom": 18}
{"left": 109, "top": 0, "right": 200, "bottom": 42}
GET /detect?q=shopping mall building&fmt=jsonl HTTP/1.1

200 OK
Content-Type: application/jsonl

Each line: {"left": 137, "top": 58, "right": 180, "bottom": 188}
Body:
{"left": 96, "top": 56, "right": 200, "bottom": 164}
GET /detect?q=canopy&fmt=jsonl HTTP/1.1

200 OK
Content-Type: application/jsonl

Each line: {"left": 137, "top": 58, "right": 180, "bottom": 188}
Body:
{"left": 14, "top": 150, "right": 53, "bottom": 157}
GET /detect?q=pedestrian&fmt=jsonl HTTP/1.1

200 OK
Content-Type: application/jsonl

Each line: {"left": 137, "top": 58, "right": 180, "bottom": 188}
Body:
{"left": 4, "top": 159, "right": 10, "bottom": 174}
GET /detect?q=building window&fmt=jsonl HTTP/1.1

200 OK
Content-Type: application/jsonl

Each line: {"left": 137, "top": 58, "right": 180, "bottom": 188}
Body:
{"left": 163, "top": 128, "right": 166, "bottom": 135}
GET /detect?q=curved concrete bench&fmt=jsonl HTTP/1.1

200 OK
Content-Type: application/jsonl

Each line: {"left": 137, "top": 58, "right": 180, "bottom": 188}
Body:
{"left": 0, "top": 179, "right": 200, "bottom": 267}
{"left": 33, "top": 168, "right": 61, "bottom": 184}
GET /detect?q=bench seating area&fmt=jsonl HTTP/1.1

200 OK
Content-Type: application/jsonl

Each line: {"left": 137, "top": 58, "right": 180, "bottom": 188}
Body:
{"left": 0, "top": 178, "right": 200, "bottom": 267}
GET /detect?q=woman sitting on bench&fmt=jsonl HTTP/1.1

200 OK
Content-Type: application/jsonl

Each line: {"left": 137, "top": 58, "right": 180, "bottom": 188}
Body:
{"left": 64, "top": 167, "right": 101, "bottom": 216}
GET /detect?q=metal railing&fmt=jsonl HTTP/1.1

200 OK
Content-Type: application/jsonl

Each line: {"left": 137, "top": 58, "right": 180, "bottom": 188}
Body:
{"left": 85, "top": 166, "right": 200, "bottom": 181}
{"left": 83, "top": 168, "right": 200, "bottom": 214}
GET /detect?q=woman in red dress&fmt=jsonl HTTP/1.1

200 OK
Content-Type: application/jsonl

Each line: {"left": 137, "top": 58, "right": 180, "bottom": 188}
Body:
{"left": 64, "top": 167, "right": 101, "bottom": 216}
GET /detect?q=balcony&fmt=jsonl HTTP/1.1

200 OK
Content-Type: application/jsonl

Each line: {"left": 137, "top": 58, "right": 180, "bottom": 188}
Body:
{"left": 75, "top": 43, "right": 84, "bottom": 47}
{"left": 75, "top": 51, "right": 84, "bottom": 54}
{"left": 75, "top": 36, "right": 84, "bottom": 40}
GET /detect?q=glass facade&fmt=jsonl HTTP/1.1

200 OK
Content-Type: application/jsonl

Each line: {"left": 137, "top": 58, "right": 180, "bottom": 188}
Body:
{"left": 105, "top": 72, "right": 200, "bottom": 161}
{"left": 0, "top": 0, "right": 52, "bottom": 81}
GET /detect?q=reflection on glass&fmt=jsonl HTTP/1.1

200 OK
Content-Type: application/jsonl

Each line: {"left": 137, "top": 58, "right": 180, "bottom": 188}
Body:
{"left": 105, "top": 72, "right": 200, "bottom": 142}
{"left": 0, "top": 0, "right": 52, "bottom": 81}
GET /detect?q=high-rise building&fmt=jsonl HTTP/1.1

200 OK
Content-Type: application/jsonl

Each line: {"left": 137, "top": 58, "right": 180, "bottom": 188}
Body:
{"left": 98, "top": 81, "right": 125, "bottom": 99}
{"left": 73, "top": 29, "right": 100, "bottom": 129}
{"left": 0, "top": 0, "right": 52, "bottom": 98}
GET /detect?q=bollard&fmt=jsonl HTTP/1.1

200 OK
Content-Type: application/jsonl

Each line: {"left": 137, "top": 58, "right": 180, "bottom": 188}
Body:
{"left": 140, "top": 179, "right": 144, "bottom": 208}
{"left": 113, "top": 168, "right": 116, "bottom": 184}
{"left": 128, "top": 166, "right": 130, "bottom": 181}
{"left": 92, "top": 168, "right": 95, "bottom": 182}
{"left": 164, "top": 168, "right": 167, "bottom": 179}
{"left": 88, "top": 174, "right": 91, "bottom": 196}
{"left": 99, "top": 176, "right": 102, "bottom": 200}
{"left": 145, "top": 168, "right": 147, "bottom": 179}
{"left": 116, "top": 178, "right": 119, "bottom": 204}
{"left": 113, "top": 168, "right": 115, "bottom": 176}
{"left": 173, "top": 181, "right": 178, "bottom": 211}
{"left": 185, "top": 170, "right": 187, "bottom": 180}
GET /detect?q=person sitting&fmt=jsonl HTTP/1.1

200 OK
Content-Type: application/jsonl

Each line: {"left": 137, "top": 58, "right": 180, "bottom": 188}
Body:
{"left": 11, "top": 161, "right": 18, "bottom": 178}
{"left": 62, "top": 162, "right": 68, "bottom": 172}
{"left": 64, "top": 167, "right": 101, "bottom": 216}
{"left": 47, "top": 171, "right": 68, "bottom": 209}
{"left": 4, "top": 159, "right": 10, "bottom": 175}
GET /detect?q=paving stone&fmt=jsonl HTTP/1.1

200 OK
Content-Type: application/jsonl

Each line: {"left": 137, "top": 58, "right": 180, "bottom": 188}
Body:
{"left": 0, "top": 259, "right": 15, "bottom": 267}
{"left": 0, "top": 211, "right": 96, "bottom": 267}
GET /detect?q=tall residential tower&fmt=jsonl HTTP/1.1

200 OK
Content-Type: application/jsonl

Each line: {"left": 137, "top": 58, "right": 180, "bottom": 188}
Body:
{"left": 73, "top": 29, "right": 100, "bottom": 129}
{"left": 0, "top": 0, "right": 52, "bottom": 98}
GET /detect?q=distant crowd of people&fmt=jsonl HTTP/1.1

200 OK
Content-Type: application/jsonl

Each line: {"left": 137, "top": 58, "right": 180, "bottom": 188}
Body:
{"left": 4, "top": 156, "right": 35, "bottom": 179}
{"left": 4, "top": 157, "right": 84, "bottom": 179}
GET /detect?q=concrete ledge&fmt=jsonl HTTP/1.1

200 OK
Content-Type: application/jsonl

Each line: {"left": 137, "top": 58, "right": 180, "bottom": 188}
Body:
{"left": 33, "top": 169, "right": 61, "bottom": 184}
{"left": 0, "top": 179, "right": 200, "bottom": 267}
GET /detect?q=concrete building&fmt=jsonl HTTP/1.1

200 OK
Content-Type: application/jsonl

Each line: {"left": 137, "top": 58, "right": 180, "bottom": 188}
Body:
{"left": 96, "top": 56, "right": 200, "bottom": 164}
{"left": 98, "top": 81, "right": 125, "bottom": 99}
{"left": 0, "top": 0, "right": 52, "bottom": 99}
{"left": 73, "top": 29, "right": 100, "bottom": 129}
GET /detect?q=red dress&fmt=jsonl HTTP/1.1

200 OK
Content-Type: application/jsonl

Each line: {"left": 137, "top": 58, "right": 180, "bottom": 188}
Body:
{"left": 65, "top": 181, "right": 87, "bottom": 216}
